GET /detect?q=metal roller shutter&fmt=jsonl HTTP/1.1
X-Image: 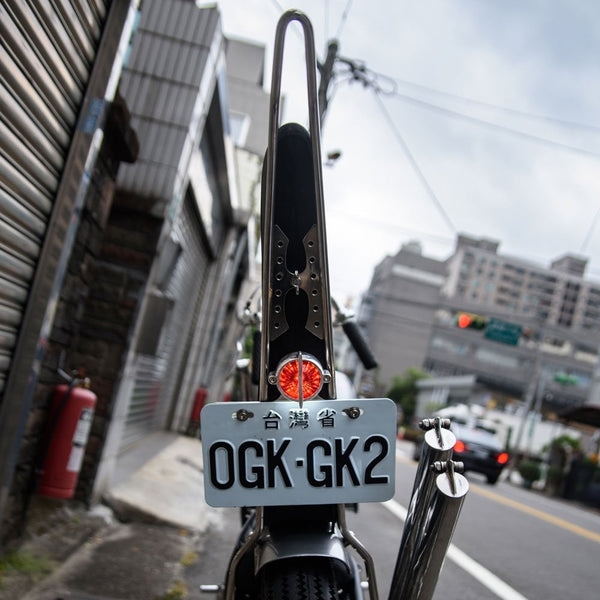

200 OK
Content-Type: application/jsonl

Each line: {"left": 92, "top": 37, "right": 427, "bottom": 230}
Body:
{"left": 0, "top": 0, "right": 108, "bottom": 394}
{"left": 121, "top": 194, "right": 211, "bottom": 448}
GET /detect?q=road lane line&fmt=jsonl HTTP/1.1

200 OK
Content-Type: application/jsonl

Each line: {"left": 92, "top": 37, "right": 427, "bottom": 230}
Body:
{"left": 382, "top": 499, "right": 529, "bottom": 600}
{"left": 469, "top": 483, "right": 600, "bottom": 544}
{"left": 445, "top": 544, "right": 529, "bottom": 600}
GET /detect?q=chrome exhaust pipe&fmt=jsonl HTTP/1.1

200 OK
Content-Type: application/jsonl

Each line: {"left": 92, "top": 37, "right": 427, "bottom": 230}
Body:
{"left": 409, "top": 418, "right": 455, "bottom": 496}
{"left": 388, "top": 419, "right": 469, "bottom": 600}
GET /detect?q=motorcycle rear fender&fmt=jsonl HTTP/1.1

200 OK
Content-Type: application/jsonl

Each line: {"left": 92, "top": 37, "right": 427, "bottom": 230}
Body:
{"left": 255, "top": 529, "right": 350, "bottom": 573}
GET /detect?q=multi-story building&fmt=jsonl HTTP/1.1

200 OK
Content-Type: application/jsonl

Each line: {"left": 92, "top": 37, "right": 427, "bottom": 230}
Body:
{"left": 358, "top": 241, "right": 446, "bottom": 387}
{"left": 362, "top": 234, "right": 600, "bottom": 415}
{"left": 443, "top": 235, "right": 594, "bottom": 330}
{"left": 204, "top": 37, "right": 270, "bottom": 404}
{"left": 0, "top": 0, "right": 268, "bottom": 545}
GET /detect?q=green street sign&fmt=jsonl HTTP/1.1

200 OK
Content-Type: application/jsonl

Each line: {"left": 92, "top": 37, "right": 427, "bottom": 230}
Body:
{"left": 554, "top": 373, "right": 578, "bottom": 385}
{"left": 484, "top": 318, "right": 522, "bottom": 345}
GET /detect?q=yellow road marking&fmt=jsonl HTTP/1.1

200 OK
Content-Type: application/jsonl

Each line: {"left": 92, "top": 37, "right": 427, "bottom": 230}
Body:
{"left": 396, "top": 445, "right": 600, "bottom": 543}
{"left": 470, "top": 483, "right": 600, "bottom": 544}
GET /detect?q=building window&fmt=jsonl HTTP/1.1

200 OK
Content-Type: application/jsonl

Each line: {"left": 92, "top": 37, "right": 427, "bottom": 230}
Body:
{"left": 474, "top": 347, "right": 519, "bottom": 370}
{"left": 430, "top": 335, "right": 470, "bottom": 355}
{"left": 229, "top": 111, "right": 250, "bottom": 146}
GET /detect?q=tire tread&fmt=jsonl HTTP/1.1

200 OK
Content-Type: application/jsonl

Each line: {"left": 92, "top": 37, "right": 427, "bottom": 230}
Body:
{"left": 258, "top": 558, "right": 340, "bottom": 600}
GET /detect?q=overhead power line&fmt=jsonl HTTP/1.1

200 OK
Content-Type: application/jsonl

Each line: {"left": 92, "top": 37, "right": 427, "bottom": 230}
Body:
{"left": 376, "top": 74, "right": 600, "bottom": 134}
{"left": 385, "top": 91, "right": 600, "bottom": 159}
{"left": 371, "top": 91, "right": 458, "bottom": 235}
{"left": 580, "top": 207, "right": 600, "bottom": 254}
{"left": 326, "top": 207, "right": 456, "bottom": 246}
{"left": 335, "top": 0, "right": 354, "bottom": 40}
{"left": 268, "top": 0, "right": 286, "bottom": 14}
{"left": 317, "top": 43, "right": 458, "bottom": 235}
{"left": 316, "top": 41, "right": 600, "bottom": 248}
{"left": 331, "top": 56, "right": 600, "bottom": 158}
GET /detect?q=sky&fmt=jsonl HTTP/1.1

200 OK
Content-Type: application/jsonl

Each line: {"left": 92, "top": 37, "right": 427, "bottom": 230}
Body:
{"left": 209, "top": 0, "right": 600, "bottom": 304}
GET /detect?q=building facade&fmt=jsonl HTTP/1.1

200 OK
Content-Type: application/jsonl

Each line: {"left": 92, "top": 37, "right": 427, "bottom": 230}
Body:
{"left": 363, "top": 234, "right": 600, "bottom": 416}
{"left": 359, "top": 241, "right": 446, "bottom": 388}
{"left": 0, "top": 0, "right": 267, "bottom": 545}
{"left": 442, "top": 235, "right": 595, "bottom": 331}
{"left": 205, "top": 37, "right": 270, "bottom": 405}
{"left": 91, "top": 1, "right": 263, "bottom": 502}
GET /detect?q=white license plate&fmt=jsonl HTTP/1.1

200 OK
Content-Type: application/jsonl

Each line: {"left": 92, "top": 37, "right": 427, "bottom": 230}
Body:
{"left": 201, "top": 399, "right": 396, "bottom": 507}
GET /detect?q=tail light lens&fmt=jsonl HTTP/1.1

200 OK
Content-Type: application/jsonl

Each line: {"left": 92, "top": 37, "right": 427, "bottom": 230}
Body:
{"left": 454, "top": 440, "right": 467, "bottom": 453}
{"left": 273, "top": 353, "right": 327, "bottom": 401}
{"left": 496, "top": 452, "right": 509, "bottom": 465}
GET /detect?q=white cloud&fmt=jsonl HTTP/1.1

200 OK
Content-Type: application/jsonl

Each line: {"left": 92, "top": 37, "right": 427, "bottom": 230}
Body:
{"left": 216, "top": 0, "right": 600, "bottom": 298}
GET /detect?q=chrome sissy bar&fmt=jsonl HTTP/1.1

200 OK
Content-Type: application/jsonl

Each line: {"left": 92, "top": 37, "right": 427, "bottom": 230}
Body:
{"left": 259, "top": 9, "right": 336, "bottom": 403}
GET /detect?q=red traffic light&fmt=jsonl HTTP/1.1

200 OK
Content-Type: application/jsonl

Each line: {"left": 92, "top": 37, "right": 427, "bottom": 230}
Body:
{"left": 457, "top": 314, "right": 472, "bottom": 328}
{"left": 455, "top": 312, "right": 487, "bottom": 330}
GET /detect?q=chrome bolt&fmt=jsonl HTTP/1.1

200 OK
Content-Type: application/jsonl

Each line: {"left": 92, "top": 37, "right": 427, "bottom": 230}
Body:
{"left": 345, "top": 407, "right": 361, "bottom": 419}
{"left": 430, "top": 460, "right": 464, "bottom": 474}
{"left": 234, "top": 409, "right": 253, "bottom": 421}
{"left": 291, "top": 270, "right": 301, "bottom": 295}
{"left": 419, "top": 417, "right": 451, "bottom": 431}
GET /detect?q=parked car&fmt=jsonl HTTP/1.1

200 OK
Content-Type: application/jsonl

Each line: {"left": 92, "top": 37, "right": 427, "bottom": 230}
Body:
{"left": 412, "top": 417, "right": 509, "bottom": 485}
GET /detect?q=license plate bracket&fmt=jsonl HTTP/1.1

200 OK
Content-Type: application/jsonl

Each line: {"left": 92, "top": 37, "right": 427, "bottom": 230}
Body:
{"left": 201, "top": 399, "right": 397, "bottom": 507}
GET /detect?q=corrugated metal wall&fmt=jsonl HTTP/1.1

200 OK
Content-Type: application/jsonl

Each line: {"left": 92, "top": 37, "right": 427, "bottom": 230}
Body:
{"left": 0, "top": 0, "right": 108, "bottom": 395}
{"left": 113, "top": 1, "right": 227, "bottom": 447}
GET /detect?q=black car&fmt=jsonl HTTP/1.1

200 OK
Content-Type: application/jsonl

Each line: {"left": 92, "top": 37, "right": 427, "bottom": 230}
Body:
{"left": 450, "top": 420, "right": 509, "bottom": 484}
{"left": 412, "top": 418, "right": 509, "bottom": 485}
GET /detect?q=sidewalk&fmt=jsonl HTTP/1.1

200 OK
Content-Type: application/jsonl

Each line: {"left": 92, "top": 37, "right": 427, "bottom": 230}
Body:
{"left": 0, "top": 435, "right": 221, "bottom": 600}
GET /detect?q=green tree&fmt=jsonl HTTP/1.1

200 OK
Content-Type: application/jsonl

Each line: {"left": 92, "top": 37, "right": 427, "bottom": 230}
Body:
{"left": 386, "top": 367, "right": 429, "bottom": 425}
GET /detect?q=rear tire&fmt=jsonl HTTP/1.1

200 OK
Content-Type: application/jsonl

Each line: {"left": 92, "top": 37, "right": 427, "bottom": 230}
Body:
{"left": 258, "top": 558, "right": 344, "bottom": 600}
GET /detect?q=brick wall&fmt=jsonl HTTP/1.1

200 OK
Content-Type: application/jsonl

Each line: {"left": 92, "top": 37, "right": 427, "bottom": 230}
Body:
{"left": 72, "top": 200, "right": 162, "bottom": 500}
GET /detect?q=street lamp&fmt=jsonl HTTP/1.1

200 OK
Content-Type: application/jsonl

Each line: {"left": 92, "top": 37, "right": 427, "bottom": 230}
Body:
{"left": 325, "top": 150, "right": 342, "bottom": 167}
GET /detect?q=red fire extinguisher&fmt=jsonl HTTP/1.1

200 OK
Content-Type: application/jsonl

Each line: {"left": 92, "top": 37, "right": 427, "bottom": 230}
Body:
{"left": 186, "top": 387, "right": 207, "bottom": 437}
{"left": 38, "top": 380, "right": 97, "bottom": 499}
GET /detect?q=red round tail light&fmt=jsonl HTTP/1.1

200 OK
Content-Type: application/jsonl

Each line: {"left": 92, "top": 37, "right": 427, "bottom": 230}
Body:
{"left": 274, "top": 353, "right": 325, "bottom": 401}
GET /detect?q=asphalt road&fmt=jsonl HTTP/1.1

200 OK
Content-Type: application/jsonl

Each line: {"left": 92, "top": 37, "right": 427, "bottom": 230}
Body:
{"left": 191, "top": 440, "right": 600, "bottom": 600}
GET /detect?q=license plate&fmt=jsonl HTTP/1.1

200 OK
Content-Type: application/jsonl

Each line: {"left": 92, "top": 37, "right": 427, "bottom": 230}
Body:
{"left": 201, "top": 399, "right": 396, "bottom": 507}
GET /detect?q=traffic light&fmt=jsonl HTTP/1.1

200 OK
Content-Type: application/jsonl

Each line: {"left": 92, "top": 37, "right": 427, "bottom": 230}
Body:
{"left": 455, "top": 312, "right": 487, "bottom": 330}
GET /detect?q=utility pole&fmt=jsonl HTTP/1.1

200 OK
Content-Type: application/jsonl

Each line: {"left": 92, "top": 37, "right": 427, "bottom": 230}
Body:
{"left": 504, "top": 322, "right": 546, "bottom": 481}
{"left": 513, "top": 350, "right": 543, "bottom": 457}
{"left": 317, "top": 39, "right": 339, "bottom": 127}
{"left": 317, "top": 40, "right": 372, "bottom": 129}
